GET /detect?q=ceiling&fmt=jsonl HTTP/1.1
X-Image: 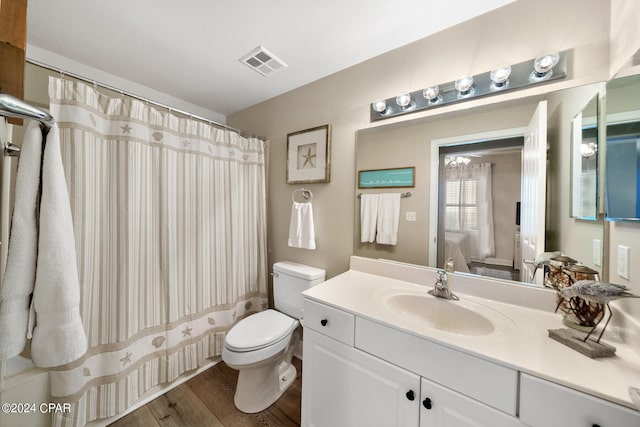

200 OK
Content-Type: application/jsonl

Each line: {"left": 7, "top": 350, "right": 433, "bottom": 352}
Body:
{"left": 26, "top": 0, "right": 513, "bottom": 118}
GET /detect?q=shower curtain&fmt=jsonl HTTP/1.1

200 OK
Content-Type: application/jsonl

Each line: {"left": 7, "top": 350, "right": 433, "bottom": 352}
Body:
{"left": 46, "top": 77, "right": 268, "bottom": 426}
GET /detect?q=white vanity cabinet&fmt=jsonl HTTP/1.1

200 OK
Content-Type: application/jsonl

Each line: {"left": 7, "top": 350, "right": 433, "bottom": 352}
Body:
{"left": 302, "top": 298, "right": 523, "bottom": 427}
{"left": 300, "top": 261, "right": 640, "bottom": 427}
{"left": 302, "top": 297, "right": 640, "bottom": 427}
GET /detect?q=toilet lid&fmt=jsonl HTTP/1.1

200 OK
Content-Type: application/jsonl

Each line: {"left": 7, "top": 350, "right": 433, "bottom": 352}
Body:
{"left": 225, "top": 309, "right": 297, "bottom": 352}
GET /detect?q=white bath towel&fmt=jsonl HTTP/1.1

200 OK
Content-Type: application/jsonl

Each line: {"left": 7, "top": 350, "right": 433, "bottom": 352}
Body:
{"left": 376, "top": 193, "right": 401, "bottom": 245}
{"left": 0, "top": 122, "right": 43, "bottom": 360}
{"left": 288, "top": 201, "right": 316, "bottom": 250}
{"left": 360, "top": 194, "right": 379, "bottom": 243}
{"left": 30, "top": 124, "right": 87, "bottom": 367}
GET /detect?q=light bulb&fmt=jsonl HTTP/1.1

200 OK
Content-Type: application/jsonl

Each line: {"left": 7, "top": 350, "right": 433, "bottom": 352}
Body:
{"left": 423, "top": 86, "right": 440, "bottom": 102}
{"left": 531, "top": 51, "right": 560, "bottom": 81}
{"left": 490, "top": 64, "right": 512, "bottom": 88}
{"left": 455, "top": 75, "right": 474, "bottom": 96}
{"left": 581, "top": 142, "right": 597, "bottom": 157}
{"left": 372, "top": 99, "right": 387, "bottom": 113}
{"left": 396, "top": 93, "right": 412, "bottom": 109}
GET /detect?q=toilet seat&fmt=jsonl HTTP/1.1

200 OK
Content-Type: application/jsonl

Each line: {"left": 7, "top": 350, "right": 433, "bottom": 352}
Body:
{"left": 225, "top": 309, "right": 297, "bottom": 352}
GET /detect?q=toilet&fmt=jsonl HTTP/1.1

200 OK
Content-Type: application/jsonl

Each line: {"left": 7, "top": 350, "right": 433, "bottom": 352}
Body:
{"left": 222, "top": 261, "right": 325, "bottom": 413}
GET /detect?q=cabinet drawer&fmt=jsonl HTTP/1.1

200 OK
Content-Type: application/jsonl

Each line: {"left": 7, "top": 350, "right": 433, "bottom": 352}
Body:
{"left": 303, "top": 298, "right": 355, "bottom": 346}
{"left": 520, "top": 374, "right": 640, "bottom": 427}
{"left": 356, "top": 317, "right": 518, "bottom": 415}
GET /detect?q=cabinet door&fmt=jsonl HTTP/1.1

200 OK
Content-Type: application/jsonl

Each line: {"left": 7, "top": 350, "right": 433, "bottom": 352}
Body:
{"left": 302, "top": 328, "right": 420, "bottom": 427}
{"left": 420, "top": 378, "right": 524, "bottom": 427}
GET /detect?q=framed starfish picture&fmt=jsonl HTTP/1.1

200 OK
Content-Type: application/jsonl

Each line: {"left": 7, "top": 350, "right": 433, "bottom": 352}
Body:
{"left": 286, "top": 124, "right": 331, "bottom": 184}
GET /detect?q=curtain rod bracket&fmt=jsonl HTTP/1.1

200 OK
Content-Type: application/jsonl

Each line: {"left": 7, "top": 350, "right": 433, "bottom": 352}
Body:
{"left": 4, "top": 142, "right": 21, "bottom": 157}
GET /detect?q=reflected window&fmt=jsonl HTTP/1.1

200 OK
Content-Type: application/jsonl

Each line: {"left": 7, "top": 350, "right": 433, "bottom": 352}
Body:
{"left": 445, "top": 179, "right": 478, "bottom": 231}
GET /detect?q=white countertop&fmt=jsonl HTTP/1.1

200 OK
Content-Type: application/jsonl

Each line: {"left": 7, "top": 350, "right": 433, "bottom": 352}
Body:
{"left": 302, "top": 257, "right": 640, "bottom": 411}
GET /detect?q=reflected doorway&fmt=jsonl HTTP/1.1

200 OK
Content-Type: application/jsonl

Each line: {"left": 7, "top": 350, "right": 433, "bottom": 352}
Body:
{"left": 437, "top": 138, "right": 524, "bottom": 281}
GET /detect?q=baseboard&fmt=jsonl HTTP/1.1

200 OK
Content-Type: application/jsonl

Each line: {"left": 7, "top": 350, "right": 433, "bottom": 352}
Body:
{"left": 483, "top": 257, "right": 514, "bottom": 267}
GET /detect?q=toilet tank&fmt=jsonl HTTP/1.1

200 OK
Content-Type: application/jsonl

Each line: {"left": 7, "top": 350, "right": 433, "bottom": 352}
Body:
{"left": 273, "top": 261, "right": 325, "bottom": 319}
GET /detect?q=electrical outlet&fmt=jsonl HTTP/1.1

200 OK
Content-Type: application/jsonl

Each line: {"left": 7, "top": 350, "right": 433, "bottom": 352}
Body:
{"left": 617, "top": 245, "right": 630, "bottom": 280}
{"left": 592, "top": 239, "right": 601, "bottom": 267}
{"left": 405, "top": 211, "right": 416, "bottom": 222}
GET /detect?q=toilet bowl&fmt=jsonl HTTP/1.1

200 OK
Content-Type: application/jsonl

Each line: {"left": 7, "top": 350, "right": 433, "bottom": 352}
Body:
{"left": 222, "top": 261, "right": 325, "bottom": 413}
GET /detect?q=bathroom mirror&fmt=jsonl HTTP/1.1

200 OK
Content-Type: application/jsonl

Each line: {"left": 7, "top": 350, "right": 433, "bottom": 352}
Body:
{"left": 571, "top": 94, "right": 599, "bottom": 220}
{"left": 605, "top": 74, "right": 640, "bottom": 221}
{"left": 354, "top": 82, "right": 605, "bottom": 287}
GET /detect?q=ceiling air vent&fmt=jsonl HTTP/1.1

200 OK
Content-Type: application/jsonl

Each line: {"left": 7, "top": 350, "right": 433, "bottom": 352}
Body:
{"left": 240, "top": 45, "right": 288, "bottom": 77}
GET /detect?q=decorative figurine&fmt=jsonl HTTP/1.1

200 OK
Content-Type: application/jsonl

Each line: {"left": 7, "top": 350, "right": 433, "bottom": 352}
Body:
{"left": 549, "top": 280, "right": 639, "bottom": 359}
{"left": 556, "top": 279, "right": 639, "bottom": 343}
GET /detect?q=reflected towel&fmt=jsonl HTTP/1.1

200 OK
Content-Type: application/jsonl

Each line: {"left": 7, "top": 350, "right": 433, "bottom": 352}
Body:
{"left": 360, "top": 194, "right": 379, "bottom": 243}
{"left": 376, "top": 193, "right": 400, "bottom": 245}
{"left": 0, "top": 122, "right": 42, "bottom": 360}
{"left": 30, "top": 125, "right": 87, "bottom": 367}
{"left": 288, "top": 202, "right": 316, "bottom": 250}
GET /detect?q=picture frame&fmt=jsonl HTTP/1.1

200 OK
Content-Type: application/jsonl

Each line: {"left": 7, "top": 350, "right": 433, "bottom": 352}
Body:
{"left": 286, "top": 124, "right": 331, "bottom": 184}
{"left": 358, "top": 167, "right": 415, "bottom": 189}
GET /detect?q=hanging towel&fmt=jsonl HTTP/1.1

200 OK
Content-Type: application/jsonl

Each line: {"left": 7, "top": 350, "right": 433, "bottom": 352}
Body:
{"left": 288, "top": 201, "right": 316, "bottom": 250}
{"left": 360, "top": 194, "right": 379, "bottom": 243}
{"left": 376, "top": 193, "right": 401, "bottom": 245}
{"left": 0, "top": 122, "right": 43, "bottom": 360}
{"left": 0, "top": 122, "right": 87, "bottom": 367}
{"left": 30, "top": 124, "right": 87, "bottom": 367}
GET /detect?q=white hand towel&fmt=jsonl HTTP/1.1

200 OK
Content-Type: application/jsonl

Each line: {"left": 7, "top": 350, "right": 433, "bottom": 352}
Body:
{"left": 360, "top": 194, "right": 379, "bottom": 243}
{"left": 30, "top": 125, "right": 87, "bottom": 367}
{"left": 376, "top": 193, "right": 401, "bottom": 246}
{"left": 288, "top": 201, "right": 316, "bottom": 250}
{"left": 0, "top": 122, "right": 42, "bottom": 360}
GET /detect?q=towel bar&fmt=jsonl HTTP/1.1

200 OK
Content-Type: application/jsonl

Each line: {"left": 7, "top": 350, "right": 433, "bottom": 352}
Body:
{"left": 357, "top": 192, "right": 411, "bottom": 199}
{"left": 292, "top": 188, "right": 313, "bottom": 202}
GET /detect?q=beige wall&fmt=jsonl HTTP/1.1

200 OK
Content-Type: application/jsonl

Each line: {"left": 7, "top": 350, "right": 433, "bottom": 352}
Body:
{"left": 228, "top": 0, "right": 611, "bottom": 280}
{"left": 354, "top": 125, "right": 430, "bottom": 266}
{"left": 610, "top": 0, "right": 640, "bottom": 77}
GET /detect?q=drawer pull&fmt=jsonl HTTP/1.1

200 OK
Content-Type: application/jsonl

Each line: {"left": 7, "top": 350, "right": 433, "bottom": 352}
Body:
{"left": 405, "top": 390, "right": 415, "bottom": 401}
{"left": 592, "top": 425, "right": 601, "bottom": 427}
{"left": 422, "top": 397, "right": 432, "bottom": 410}
{"left": 320, "top": 319, "right": 328, "bottom": 327}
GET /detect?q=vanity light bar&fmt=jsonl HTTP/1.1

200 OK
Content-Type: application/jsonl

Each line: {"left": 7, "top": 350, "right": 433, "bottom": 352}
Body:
{"left": 370, "top": 51, "right": 568, "bottom": 122}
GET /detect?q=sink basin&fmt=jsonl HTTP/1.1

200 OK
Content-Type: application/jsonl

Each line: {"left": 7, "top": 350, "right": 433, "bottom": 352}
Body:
{"left": 376, "top": 289, "right": 514, "bottom": 336}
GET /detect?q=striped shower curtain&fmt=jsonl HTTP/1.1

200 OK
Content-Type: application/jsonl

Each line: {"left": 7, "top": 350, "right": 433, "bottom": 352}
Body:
{"left": 46, "top": 77, "right": 268, "bottom": 426}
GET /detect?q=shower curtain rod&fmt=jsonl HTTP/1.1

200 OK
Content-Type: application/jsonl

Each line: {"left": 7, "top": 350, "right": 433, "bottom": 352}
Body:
{"left": 0, "top": 92, "right": 55, "bottom": 127}
{"left": 26, "top": 58, "right": 266, "bottom": 141}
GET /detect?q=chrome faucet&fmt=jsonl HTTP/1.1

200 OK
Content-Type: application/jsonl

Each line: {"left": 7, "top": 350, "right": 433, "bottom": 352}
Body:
{"left": 428, "top": 269, "right": 459, "bottom": 300}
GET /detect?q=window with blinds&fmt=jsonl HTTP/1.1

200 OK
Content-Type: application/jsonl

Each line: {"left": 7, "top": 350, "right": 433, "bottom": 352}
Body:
{"left": 445, "top": 178, "right": 479, "bottom": 231}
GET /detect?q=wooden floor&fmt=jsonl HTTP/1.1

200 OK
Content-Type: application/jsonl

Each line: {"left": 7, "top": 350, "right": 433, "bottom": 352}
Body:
{"left": 110, "top": 358, "right": 302, "bottom": 427}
